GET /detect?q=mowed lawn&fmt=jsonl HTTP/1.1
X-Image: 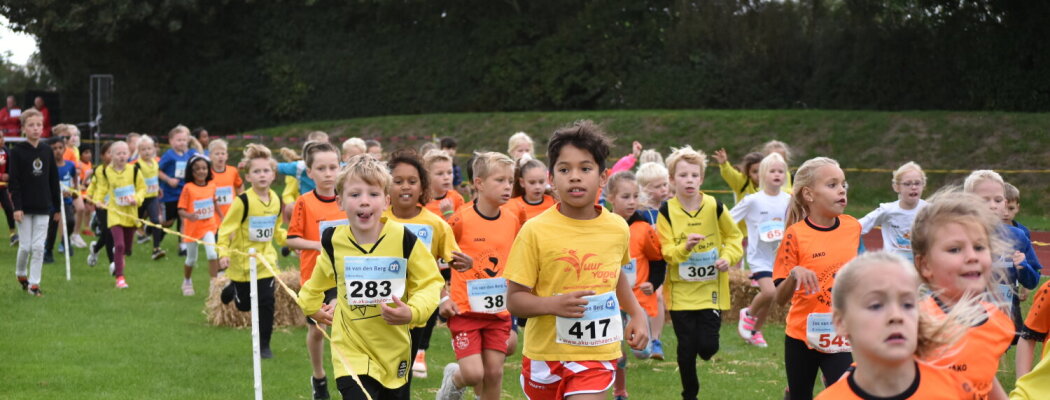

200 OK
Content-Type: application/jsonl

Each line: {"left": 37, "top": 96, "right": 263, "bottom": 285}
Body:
{"left": 0, "top": 225, "right": 1034, "bottom": 399}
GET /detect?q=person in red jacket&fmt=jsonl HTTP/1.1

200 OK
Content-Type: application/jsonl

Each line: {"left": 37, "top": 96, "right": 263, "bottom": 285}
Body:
{"left": 1, "top": 96, "right": 22, "bottom": 137}
{"left": 34, "top": 97, "right": 51, "bottom": 138}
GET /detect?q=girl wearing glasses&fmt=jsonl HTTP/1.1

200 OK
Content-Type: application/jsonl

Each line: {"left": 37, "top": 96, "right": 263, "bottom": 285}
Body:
{"left": 859, "top": 162, "right": 927, "bottom": 261}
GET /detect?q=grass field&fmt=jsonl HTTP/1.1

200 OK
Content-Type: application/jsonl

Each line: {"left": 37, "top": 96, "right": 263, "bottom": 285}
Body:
{"left": 0, "top": 225, "right": 1037, "bottom": 399}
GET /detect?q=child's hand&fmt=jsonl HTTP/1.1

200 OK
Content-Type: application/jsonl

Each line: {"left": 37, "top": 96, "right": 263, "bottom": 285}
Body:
{"left": 639, "top": 282, "right": 654, "bottom": 295}
{"left": 685, "top": 233, "right": 705, "bottom": 251}
{"left": 310, "top": 303, "right": 335, "bottom": 326}
{"left": 438, "top": 298, "right": 460, "bottom": 319}
{"left": 624, "top": 314, "right": 649, "bottom": 351}
{"left": 790, "top": 266, "right": 820, "bottom": 295}
{"left": 714, "top": 258, "right": 730, "bottom": 272}
{"left": 167, "top": 177, "right": 179, "bottom": 187}
{"left": 448, "top": 251, "right": 473, "bottom": 272}
{"left": 218, "top": 257, "right": 230, "bottom": 269}
{"left": 547, "top": 290, "right": 595, "bottom": 318}
{"left": 712, "top": 148, "right": 728, "bottom": 165}
{"left": 13, "top": 210, "right": 22, "bottom": 223}
{"left": 1020, "top": 287, "right": 1030, "bottom": 302}
{"left": 439, "top": 198, "right": 454, "bottom": 215}
{"left": 52, "top": 212, "right": 61, "bottom": 222}
{"left": 380, "top": 295, "right": 413, "bottom": 325}
{"left": 631, "top": 141, "right": 643, "bottom": 158}
{"left": 1013, "top": 251, "right": 1026, "bottom": 269}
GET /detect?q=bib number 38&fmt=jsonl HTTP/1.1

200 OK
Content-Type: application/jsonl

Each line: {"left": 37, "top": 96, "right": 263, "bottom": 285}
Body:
{"left": 467, "top": 277, "right": 507, "bottom": 313}
{"left": 806, "top": 312, "right": 851, "bottom": 353}
{"left": 556, "top": 292, "right": 623, "bottom": 346}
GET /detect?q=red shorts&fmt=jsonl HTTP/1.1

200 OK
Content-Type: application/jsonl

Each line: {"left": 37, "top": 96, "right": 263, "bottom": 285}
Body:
{"left": 520, "top": 356, "right": 616, "bottom": 400}
{"left": 447, "top": 313, "right": 511, "bottom": 359}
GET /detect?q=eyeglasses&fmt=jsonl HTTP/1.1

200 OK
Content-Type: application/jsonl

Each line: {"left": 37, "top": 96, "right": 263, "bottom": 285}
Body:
{"left": 895, "top": 181, "right": 924, "bottom": 187}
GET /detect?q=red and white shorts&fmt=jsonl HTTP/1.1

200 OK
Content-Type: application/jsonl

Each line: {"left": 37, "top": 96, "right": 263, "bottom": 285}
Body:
{"left": 448, "top": 314, "right": 511, "bottom": 359}
{"left": 520, "top": 356, "right": 616, "bottom": 400}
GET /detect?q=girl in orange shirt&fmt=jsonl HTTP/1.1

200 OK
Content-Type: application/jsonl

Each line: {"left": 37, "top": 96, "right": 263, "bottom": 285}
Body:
{"left": 177, "top": 155, "right": 222, "bottom": 296}
{"left": 507, "top": 158, "right": 555, "bottom": 222}
{"left": 208, "top": 139, "right": 243, "bottom": 216}
{"left": 816, "top": 251, "right": 980, "bottom": 399}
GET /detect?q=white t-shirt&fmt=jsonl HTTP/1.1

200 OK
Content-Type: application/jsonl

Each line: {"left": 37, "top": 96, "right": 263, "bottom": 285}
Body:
{"left": 858, "top": 199, "right": 927, "bottom": 260}
{"left": 730, "top": 191, "right": 791, "bottom": 273}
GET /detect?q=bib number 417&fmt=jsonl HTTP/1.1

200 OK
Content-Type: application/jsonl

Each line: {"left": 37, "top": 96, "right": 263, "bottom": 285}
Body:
{"left": 567, "top": 318, "right": 612, "bottom": 340}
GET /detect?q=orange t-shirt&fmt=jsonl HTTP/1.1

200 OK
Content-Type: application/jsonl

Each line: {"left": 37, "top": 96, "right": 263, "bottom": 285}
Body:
{"left": 287, "top": 190, "right": 347, "bottom": 284}
{"left": 447, "top": 202, "right": 522, "bottom": 317}
{"left": 817, "top": 360, "right": 975, "bottom": 399}
{"left": 507, "top": 195, "right": 557, "bottom": 222}
{"left": 211, "top": 166, "right": 243, "bottom": 216}
{"left": 624, "top": 213, "right": 663, "bottom": 317}
{"left": 773, "top": 215, "right": 862, "bottom": 343}
{"left": 425, "top": 189, "right": 466, "bottom": 219}
{"left": 177, "top": 181, "right": 221, "bottom": 242}
{"left": 1024, "top": 280, "right": 1050, "bottom": 358}
{"left": 78, "top": 161, "right": 93, "bottom": 194}
{"left": 921, "top": 297, "right": 1013, "bottom": 399}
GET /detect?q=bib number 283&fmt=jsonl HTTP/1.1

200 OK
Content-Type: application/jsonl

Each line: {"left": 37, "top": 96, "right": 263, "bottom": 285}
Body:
{"left": 343, "top": 256, "right": 407, "bottom": 305}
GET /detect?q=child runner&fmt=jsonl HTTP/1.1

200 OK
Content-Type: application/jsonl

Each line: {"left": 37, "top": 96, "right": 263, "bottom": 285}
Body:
{"left": 341, "top": 137, "right": 366, "bottom": 162}
{"left": 657, "top": 145, "right": 744, "bottom": 400}
{"left": 74, "top": 145, "right": 94, "bottom": 242}
{"left": 912, "top": 191, "right": 1015, "bottom": 399}
{"left": 507, "top": 131, "right": 534, "bottom": 162}
{"left": 605, "top": 170, "right": 664, "bottom": 400}
{"left": 365, "top": 139, "right": 383, "bottom": 160}
{"left": 423, "top": 149, "right": 466, "bottom": 220}
{"left": 382, "top": 149, "right": 473, "bottom": 379}
{"left": 209, "top": 139, "right": 244, "bottom": 217}
{"left": 773, "top": 157, "right": 861, "bottom": 400}
{"left": 43, "top": 137, "right": 78, "bottom": 263}
{"left": 298, "top": 155, "right": 443, "bottom": 399}
{"left": 90, "top": 141, "right": 145, "bottom": 288}
{"left": 135, "top": 136, "right": 166, "bottom": 259}
{"left": 732, "top": 152, "right": 791, "bottom": 348}
{"left": 504, "top": 121, "right": 649, "bottom": 400}
{"left": 816, "top": 251, "right": 979, "bottom": 399}
{"left": 633, "top": 160, "right": 671, "bottom": 359}
{"left": 436, "top": 152, "right": 521, "bottom": 400}
{"left": 286, "top": 141, "right": 343, "bottom": 400}
{"left": 177, "top": 155, "right": 223, "bottom": 295}
{"left": 158, "top": 125, "right": 199, "bottom": 256}
{"left": 217, "top": 144, "right": 286, "bottom": 359}
{"left": 858, "top": 162, "right": 928, "bottom": 261}
{"left": 1003, "top": 183, "right": 1042, "bottom": 273}
{"left": 9, "top": 109, "right": 59, "bottom": 296}
{"left": 86, "top": 142, "right": 116, "bottom": 271}
{"left": 762, "top": 140, "right": 795, "bottom": 193}
{"left": 507, "top": 158, "right": 556, "bottom": 222}
{"left": 439, "top": 137, "right": 464, "bottom": 188}
{"left": 712, "top": 149, "right": 764, "bottom": 204}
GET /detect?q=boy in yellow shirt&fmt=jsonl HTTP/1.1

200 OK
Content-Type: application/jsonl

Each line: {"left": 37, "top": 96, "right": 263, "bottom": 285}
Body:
{"left": 504, "top": 121, "right": 648, "bottom": 400}
{"left": 298, "top": 155, "right": 443, "bottom": 399}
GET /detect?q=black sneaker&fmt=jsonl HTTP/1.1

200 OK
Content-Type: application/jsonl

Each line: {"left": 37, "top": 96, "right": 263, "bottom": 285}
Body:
{"left": 311, "top": 376, "right": 330, "bottom": 400}
{"left": 178, "top": 248, "right": 187, "bottom": 257}
{"left": 281, "top": 246, "right": 291, "bottom": 257}
{"left": 220, "top": 282, "right": 235, "bottom": 305}
{"left": 260, "top": 346, "right": 273, "bottom": 359}
{"left": 43, "top": 252, "right": 55, "bottom": 264}
{"left": 136, "top": 234, "right": 149, "bottom": 244}
{"left": 17, "top": 276, "right": 28, "bottom": 291}
{"left": 28, "top": 285, "right": 43, "bottom": 297}
{"left": 10, "top": 233, "right": 18, "bottom": 246}
{"left": 151, "top": 248, "right": 166, "bottom": 260}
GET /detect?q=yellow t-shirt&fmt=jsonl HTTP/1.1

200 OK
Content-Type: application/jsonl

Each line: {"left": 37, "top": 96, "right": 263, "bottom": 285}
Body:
{"left": 382, "top": 207, "right": 459, "bottom": 262}
{"left": 136, "top": 158, "right": 160, "bottom": 199}
{"left": 92, "top": 164, "right": 147, "bottom": 228}
{"left": 503, "top": 205, "right": 631, "bottom": 362}
{"left": 297, "top": 219, "right": 443, "bottom": 388}
{"left": 281, "top": 176, "right": 299, "bottom": 205}
{"left": 657, "top": 195, "right": 744, "bottom": 311}
{"left": 217, "top": 188, "right": 287, "bottom": 282}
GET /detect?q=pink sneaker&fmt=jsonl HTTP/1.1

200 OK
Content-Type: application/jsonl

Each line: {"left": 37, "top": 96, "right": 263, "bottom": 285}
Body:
{"left": 738, "top": 308, "right": 756, "bottom": 340}
{"left": 116, "top": 276, "right": 128, "bottom": 289}
{"left": 749, "top": 331, "right": 768, "bottom": 348}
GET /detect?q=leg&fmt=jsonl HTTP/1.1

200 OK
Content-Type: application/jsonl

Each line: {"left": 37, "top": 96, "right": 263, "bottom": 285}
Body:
{"left": 97, "top": 210, "right": 114, "bottom": 262}
{"left": 480, "top": 349, "right": 507, "bottom": 400}
{"left": 27, "top": 215, "right": 48, "bottom": 286}
{"left": 256, "top": 278, "right": 276, "bottom": 350}
{"left": 202, "top": 231, "right": 219, "bottom": 278}
{"left": 669, "top": 310, "right": 700, "bottom": 400}
{"left": 149, "top": 198, "right": 164, "bottom": 248}
{"left": 751, "top": 276, "right": 776, "bottom": 331}
{"left": 110, "top": 226, "right": 127, "bottom": 278}
{"left": 784, "top": 336, "right": 820, "bottom": 400}
{"left": 45, "top": 213, "right": 58, "bottom": 254}
{"left": 817, "top": 351, "right": 854, "bottom": 389}
{"left": 15, "top": 215, "right": 30, "bottom": 278}
{"left": 696, "top": 309, "right": 721, "bottom": 361}
{"left": 308, "top": 324, "right": 327, "bottom": 378}
{"left": 0, "top": 187, "right": 15, "bottom": 230}
{"left": 455, "top": 353, "right": 485, "bottom": 389}
{"left": 335, "top": 375, "right": 384, "bottom": 400}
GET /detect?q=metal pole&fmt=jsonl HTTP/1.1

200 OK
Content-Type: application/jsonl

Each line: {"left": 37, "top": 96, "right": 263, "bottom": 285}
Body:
{"left": 60, "top": 189, "right": 71, "bottom": 281}
{"left": 249, "top": 248, "right": 263, "bottom": 400}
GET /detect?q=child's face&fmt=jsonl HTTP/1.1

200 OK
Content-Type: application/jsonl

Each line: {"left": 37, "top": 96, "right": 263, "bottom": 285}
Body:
{"left": 82, "top": 150, "right": 93, "bottom": 164}
{"left": 833, "top": 262, "right": 919, "bottom": 366}
{"left": 391, "top": 163, "right": 423, "bottom": 210}
{"left": 367, "top": 146, "right": 382, "bottom": 160}
{"left": 803, "top": 165, "right": 847, "bottom": 217}
{"left": 519, "top": 167, "right": 547, "bottom": 201}
{"left": 109, "top": 143, "right": 129, "bottom": 166}
{"left": 672, "top": 161, "right": 703, "bottom": 198}
{"left": 892, "top": 170, "right": 925, "bottom": 204}
{"left": 643, "top": 179, "right": 670, "bottom": 205}
{"left": 68, "top": 131, "right": 80, "bottom": 147}
{"left": 917, "top": 221, "right": 992, "bottom": 302}
{"left": 196, "top": 130, "right": 210, "bottom": 146}
{"left": 972, "top": 179, "right": 1006, "bottom": 220}
{"left": 476, "top": 165, "right": 514, "bottom": 206}
{"left": 510, "top": 143, "right": 532, "bottom": 160}
{"left": 763, "top": 161, "right": 787, "bottom": 190}
{"left": 191, "top": 160, "right": 209, "bottom": 184}
{"left": 22, "top": 116, "right": 43, "bottom": 140}
{"left": 211, "top": 148, "right": 228, "bottom": 168}
{"left": 171, "top": 132, "right": 189, "bottom": 152}
{"left": 428, "top": 160, "right": 454, "bottom": 193}
{"left": 609, "top": 180, "right": 640, "bottom": 219}
{"left": 551, "top": 144, "right": 606, "bottom": 211}
{"left": 747, "top": 163, "right": 760, "bottom": 184}
{"left": 246, "top": 159, "right": 275, "bottom": 189}
{"left": 339, "top": 177, "right": 389, "bottom": 235}
{"left": 138, "top": 142, "right": 156, "bottom": 160}
{"left": 307, "top": 151, "right": 341, "bottom": 192}
{"left": 442, "top": 147, "right": 456, "bottom": 159}
{"left": 1005, "top": 200, "right": 1020, "bottom": 222}
{"left": 127, "top": 137, "right": 139, "bottom": 152}
{"left": 51, "top": 141, "right": 65, "bottom": 161}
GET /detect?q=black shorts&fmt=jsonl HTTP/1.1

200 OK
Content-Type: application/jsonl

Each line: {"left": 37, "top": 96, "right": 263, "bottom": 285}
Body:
{"left": 750, "top": 271, "right": 773, "bottom": 280}
{"left": 164, "top": 200, "right": 179, "bottom": 222}
{"left": 305, "top": 288, "right": 339, "bottom": 325}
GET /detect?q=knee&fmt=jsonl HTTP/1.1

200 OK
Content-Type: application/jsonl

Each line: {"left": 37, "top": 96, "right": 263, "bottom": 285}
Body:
{"left": 459, "top": 363, "right": 484, "bottom": 386}
{"left": 29, "top": 241, "right": 45, "bottom": 253}
{"left": 698, "top": 341, "right": 719, "bottom": 361}
{"left": 483, "top": 365, "right": 504, "bottom": 383}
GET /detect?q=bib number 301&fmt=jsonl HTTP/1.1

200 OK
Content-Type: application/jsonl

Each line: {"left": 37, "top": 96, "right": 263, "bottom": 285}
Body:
{"left": 556, "top": 292, "right": 623, "bottom": 346}
{"left": 806, "top": 312, "right": 851, "bottom": 353}
{"left": 467, "top": 277, "right": 507, "bottom": 313}
{"left": 343, "top": 256, "right": 407, "bottom": 305}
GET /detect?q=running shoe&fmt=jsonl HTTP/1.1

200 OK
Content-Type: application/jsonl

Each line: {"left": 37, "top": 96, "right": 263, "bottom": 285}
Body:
{"left": 650, "top": 339, "right": 665, "bottom": 360}
{"left": 749, "top": 331, "right": 768, "bottom": 348}
{"left": 182, "top": 280, "right": 195, "bottom": 296}
{"left": 87, "top": 241, "right": 99, "bottom": 267}
{"left": 71, "top": 234, "right": 87, "bottom": 248}
{"left": 43, "top": 251, "right": 54, "bottom": 264}
{"left": 151, "top": 248, "right": 166, "bottom": 260}
{"left": 9, "top": 233, "right": 18, "bottom": 246}
{"left": 116, "top": 276, "right": 128, "bottom": 289}
{"left": 136, "top": 233, "right": 149, "bottom": 244}
{"left": 28, "top": 285, "right": 43, "bottom": 297}
{"left": 436, "top": 363, "right": 465, "bottom": 400}
{"left": 311, "top": 376, "right": 330, "bottom": 400}
{"left": 109, "top": 262, "right": 116, "bottom": 276}
{"left": 412, "top": 350, "right": 427, "bottom": 378}
{"left": 260, "top": 346, "right": 273, "bottom": 359}
{"left": 17, "top": 276, "right": 28, "bottom": 291}
{"left": 738, "top": 307, "right": 756, "bottom": 341}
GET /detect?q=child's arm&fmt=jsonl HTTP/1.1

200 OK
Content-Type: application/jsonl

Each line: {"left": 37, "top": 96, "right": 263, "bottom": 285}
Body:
{"left": 1017, "top": 338, "right": 1038, "bottom": 378}
{"left": 713, "top": 149, "right": 747, "bottom": 190}
{"left": 716, "top": 201, "right": 745, "bottom": 268}
{"left": 656, "top": 209, "right": 697, "bottom": 265}
{"left": 641, "top": 226, "right": 664, "bottom": 294}
{"left": 506, "top": 281, "right": 592, "bottom": 319}
{"left": 298, "top": 240, "right": 338, "bottom": 324}
{"left": 728, "top": 196, "right": 751, "bottom": 225}
{"left": 1014, "top": 250, "right": 1039, "bottom": 290}
{"left": 216, "top": 197, "right": 244, "bottom": 268}
{"left": 773, "top": 228, "right": 818, "bottom": 305}
{"left": 133, "top": 166, "right": 146, "bottom": 206}
{"left": 609, "top": 141, "right": 642, "bottom": 175}
{"left": 285, "top": 199, "right": 319, "bottom": 251}
{"left": 615, "top": 263, "right": 649, "bottom": 350}
{"left": 857, "top": 205, "right": 885, "bottom": 235}
{"left": 286, "top": 237, "right": 321, "bottom": 251}
{"left": 91, "top": 168, "right": 109, "bottom": 205}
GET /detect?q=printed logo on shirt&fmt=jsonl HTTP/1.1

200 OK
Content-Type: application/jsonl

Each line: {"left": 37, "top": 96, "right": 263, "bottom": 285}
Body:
{"left": 398, "top": 361, "right": 408, "bottom": 378}
{"left": 454, "top": 331, "right": 470, "bottom": 350}
{"left": 555, "top": 249, "right": 609, "bottom": 282}
{"left": 32, "top": 158, "right": 43, "bottom": 176}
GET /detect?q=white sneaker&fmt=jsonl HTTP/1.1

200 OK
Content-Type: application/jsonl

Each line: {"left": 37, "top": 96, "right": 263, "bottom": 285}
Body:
{"left": 71, "top": 234, "right": 87, "bottom": 248}
{"left": 182, "top": 280, "right": 195, "bottom": 296}
{"left": 86, "top": 241, "right": 99, "bottom": 267}
{"left": 738, "top": 308, "right": 755, "bottom": 341}
{"left": 412, "top": 350, "right": 427, "bottom": 378}
{"left": 109, "top": 262, "right": 116, "bottom": 276}
{"left": 436, "top": 363, "right": 465, "bottom": 400}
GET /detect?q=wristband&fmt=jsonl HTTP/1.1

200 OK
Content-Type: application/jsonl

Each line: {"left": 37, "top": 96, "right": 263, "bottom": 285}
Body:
{"left": 439, "top": 296, "right": 450, "bottom": 305}
{"left": 443, "top": 210, "right": 453, "bottom": 216}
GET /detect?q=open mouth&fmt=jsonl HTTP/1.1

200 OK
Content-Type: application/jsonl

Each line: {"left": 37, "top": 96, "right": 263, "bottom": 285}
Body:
{"left": 398, "top": 193, "right": 413, "bottom": 201}
{"left": 885, "top": 332, "right": 906, "bottom": 344}
{"left": 567, "top": 187, "right": 587, "bottom": 197}
{"left": 960, "top": 271, "right": 982, "bottom": 280}
{"left": 356, "top": 211, "right": 374, "bottom": 222}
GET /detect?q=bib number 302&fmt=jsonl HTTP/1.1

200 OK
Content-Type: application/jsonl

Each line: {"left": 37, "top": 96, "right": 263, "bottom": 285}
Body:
{"left": 678, "top": 249, "right": 719, "bottom": 282}
{"left": 556, "top": 292, "right": 622, "bottom": 346}
{"left": 343, "top": 256, "right": 407, "bottom": 305}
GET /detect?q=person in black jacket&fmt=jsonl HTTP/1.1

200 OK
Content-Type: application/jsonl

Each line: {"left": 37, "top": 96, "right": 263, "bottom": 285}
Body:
{"left": 9, "top": 109, "right": 60, "bottom": 296}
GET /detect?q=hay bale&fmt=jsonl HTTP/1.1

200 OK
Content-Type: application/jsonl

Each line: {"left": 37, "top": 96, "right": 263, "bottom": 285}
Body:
{"left": 205, "top": 270, "right": 307, "bottom": 328}
{"left": 725, "top": 268, "right": 788, "bottom": 324}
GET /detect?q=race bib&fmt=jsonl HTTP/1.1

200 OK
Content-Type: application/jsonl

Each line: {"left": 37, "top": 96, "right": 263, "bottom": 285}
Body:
{"left": 215, "top": 186, "right": 234, "bottom": 205}
{"left": 193, "top": 198, "right": 214, "bottom": 220}
{"left": 174, "top": 161, "right": 187, "bottom": 179}
{"left": 145, "top": 177, "right": 160, "bottom": 195}
{"left": 60, "top": 177, "right": 74, "bottom": 194}
{"left": 114, "top": 185, "right": 136, "bottom": 206}
{"left": 678, "top": 249, "right": 719, "bottom": 282}
{"left": 622, "top": 258, "right": 638, "bottom": 289}
{"left": 403, "top": 223, "right": 434, "bottom": 251}
{"left": 999, "top": 284, "right": 1015, "bottom": 303}
{"left": 318, "top": 219, "right": 349, "bottom": 238}
{"left": 556, "top": 292, "right": 623, "bottom": 346}
{"left": 248, "top": 215, "right": 277, "bottom": 242}
{"left": 343, "top": 256, "right": 407, "bottom": 305}
{"left": 466, "top": 277, "right": 507, "bottom": 313}
{"left": 758, "top": 220, "right": 784, "bottom": 243}
{"left": 806, "top": 312, "right": 851, "bottom": 353}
